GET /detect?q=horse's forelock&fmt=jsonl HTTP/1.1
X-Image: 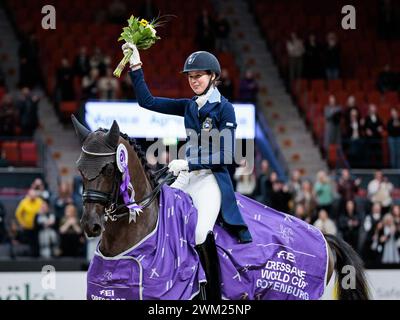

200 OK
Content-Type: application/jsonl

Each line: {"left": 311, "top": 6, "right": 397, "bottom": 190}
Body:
{"left": 77, "top": 130, "right": 116, "bottom": 181}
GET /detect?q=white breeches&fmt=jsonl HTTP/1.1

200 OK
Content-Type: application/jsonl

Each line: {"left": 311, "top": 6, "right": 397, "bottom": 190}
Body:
{"left": 171, "top": 169, "right": 222, "bottom": 245}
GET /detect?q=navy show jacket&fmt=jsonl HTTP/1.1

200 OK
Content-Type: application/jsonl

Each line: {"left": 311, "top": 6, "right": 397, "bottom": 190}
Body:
{"left": 129, "top": 69, "right": 252, "bottom": 243}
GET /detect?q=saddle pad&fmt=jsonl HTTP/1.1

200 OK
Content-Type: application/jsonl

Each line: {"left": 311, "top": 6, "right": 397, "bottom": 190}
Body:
{"left": 215, "top": 193, "right": 329, "bottom": 300}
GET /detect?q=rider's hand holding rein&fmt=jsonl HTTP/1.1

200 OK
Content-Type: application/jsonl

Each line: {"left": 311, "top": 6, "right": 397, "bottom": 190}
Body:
{"left": 122, "top": 42, "right": 142, "bottom": 71}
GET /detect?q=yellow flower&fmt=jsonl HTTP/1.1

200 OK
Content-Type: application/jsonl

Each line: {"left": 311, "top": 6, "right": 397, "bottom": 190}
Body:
{"left": 139, "top": 19, "right": 148, "bottom": 27}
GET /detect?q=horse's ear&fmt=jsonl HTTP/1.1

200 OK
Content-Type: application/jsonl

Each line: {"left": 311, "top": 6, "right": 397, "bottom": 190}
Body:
{"left": 106, "top": 120, "right": 120, "bottom": 148}
{"left": 71, "top": 114, "right": 91, "bottom": 143}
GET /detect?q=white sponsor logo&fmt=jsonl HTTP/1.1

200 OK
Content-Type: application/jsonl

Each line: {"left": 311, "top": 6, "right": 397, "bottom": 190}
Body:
{"left": 99, "top": 289, "right": 114, "bottom": 297}
{"left": 91, "top": 294, "right": 125, "bottom": 300}
{"left": 277, "top": 250, "right": 296, "bottom": 263}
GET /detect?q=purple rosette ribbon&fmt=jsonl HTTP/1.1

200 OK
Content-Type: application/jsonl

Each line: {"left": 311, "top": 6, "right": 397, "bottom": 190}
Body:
{"left": 119, "top": 161, "right": 142, "bottom": 223}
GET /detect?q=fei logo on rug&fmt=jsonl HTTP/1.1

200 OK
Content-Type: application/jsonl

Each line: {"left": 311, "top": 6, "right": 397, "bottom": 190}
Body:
{"left": 277, "top": 251, "right": 296, "bottom": 264}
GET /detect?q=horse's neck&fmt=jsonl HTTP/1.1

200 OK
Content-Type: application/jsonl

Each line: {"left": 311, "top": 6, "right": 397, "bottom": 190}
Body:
{"left": 100, "top": 142, "right": 159, "bottom": 257}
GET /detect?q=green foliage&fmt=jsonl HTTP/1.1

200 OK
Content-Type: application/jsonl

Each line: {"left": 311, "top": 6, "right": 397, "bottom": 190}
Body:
{"left": 114, "top": 14, "right": 174, "bottom": 77}
{"left": 117, "top": 15, "right": 161, "bottom": 50}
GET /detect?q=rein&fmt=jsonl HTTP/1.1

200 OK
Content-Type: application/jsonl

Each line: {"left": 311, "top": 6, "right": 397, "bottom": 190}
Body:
{"left": 104, "top": 167, "right": 175, "bottom": 222}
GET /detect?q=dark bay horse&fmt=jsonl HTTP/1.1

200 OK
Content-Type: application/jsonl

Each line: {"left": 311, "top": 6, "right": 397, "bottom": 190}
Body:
{"left": 72, "top": 116, "right": 370, "bottom": 300}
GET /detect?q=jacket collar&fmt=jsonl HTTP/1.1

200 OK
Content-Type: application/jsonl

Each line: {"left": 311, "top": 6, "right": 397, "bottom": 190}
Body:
{"left": 193, "top": 87, "right": 221, "bottom": 104}
{"left": 198, "top": 88, "right": 222, "bottom": 120}
{"left": 208, "top": 87, "right": 221, "bottom": 104}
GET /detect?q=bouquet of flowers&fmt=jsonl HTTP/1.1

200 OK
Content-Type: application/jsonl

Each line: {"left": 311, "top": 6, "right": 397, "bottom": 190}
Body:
{"left": 113, "top": 15, "right": 166, "bottom": 77}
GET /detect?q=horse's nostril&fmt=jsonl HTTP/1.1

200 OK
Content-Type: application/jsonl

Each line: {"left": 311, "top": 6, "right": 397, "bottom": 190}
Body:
{"left": 92, "top": 223, "right": 101, "bottom": 234}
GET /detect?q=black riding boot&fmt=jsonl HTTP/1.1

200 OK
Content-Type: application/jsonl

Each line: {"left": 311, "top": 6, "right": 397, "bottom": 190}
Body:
{"left": 195, "top": 231, "right": 221, "bottom": 301}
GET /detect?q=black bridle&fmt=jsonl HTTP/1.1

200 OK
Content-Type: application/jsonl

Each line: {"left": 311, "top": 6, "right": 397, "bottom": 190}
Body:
{"left": 81, "top": 148, "right": 175, "bottom": 222}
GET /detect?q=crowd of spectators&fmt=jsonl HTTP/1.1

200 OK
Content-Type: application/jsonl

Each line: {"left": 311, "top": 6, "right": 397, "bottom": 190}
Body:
{"left": 286, "top": 30, "right": 400, "bottom": 89}
{"left": 18, "top": 32, "right": 42, "bottom": 89}
{"left": 0, "top": 178, "right": 86, "bottom": 259}
{"left": 287, "top": 31, "right": 341, "bottom": 83}
{"left": 195, "top": 9, "right": 232, "bottom": 54}
{"left": 376, "top": 63, "right": 400, "bottom": 93}
{"left": 53, "top": 45, "right": 121, "bottom": 120}
{"left": 322, "top": 93, "right": 400, "bottom": 169}
{"left": 286, "top": 30, "right": 400, "bottom": 170}
{"left": 0, "top": 86, "right": 40, "bottom": 138}
{"left": 0, "top": 28, "right": 42, "bottom": 167}
{"left": 234, "top": 160, "right": 400, "bottom": 267}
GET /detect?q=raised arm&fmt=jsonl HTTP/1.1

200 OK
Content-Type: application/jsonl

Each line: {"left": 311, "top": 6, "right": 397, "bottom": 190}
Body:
{"left": 122, "top": 42, "right": 190, "bottom": 117}
{"left": 129, "top": 69, "right": 189, "bottom": 117}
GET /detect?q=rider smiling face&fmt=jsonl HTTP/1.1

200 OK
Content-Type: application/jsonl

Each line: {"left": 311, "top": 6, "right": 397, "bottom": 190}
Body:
{"left": 187, "top": 71, "right": 214, "bottom": 95}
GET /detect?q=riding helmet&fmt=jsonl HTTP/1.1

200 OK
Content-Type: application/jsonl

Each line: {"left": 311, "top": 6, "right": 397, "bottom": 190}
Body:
{"left": 182, "top": 51, "right": 221, "bottom": 76}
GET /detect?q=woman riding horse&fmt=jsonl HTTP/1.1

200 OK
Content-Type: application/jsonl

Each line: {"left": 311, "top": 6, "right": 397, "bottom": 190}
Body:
{"left": 123, "top": 42, "right": 252, "bottom": 300}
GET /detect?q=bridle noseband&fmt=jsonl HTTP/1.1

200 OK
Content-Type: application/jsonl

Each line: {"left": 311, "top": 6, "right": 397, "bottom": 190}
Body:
{"left": 81, "top": 147, "right": 175, "bottom": 222}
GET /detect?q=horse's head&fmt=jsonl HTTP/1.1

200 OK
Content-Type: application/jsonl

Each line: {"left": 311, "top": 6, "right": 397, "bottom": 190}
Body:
{"left": 72, "top": 115, "right": 126, "bottom": 237}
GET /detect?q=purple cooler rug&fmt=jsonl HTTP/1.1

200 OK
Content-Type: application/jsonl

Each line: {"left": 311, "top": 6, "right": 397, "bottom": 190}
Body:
{"left": 87, "top": 185, "right": 328, "bottom": 300}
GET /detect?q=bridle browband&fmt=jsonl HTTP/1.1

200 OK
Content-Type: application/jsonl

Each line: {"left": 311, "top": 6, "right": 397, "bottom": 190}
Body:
{"left": 81, "top": 146, "right": 116, "bottom": 157}
{"left": 81, "top": 148, "right": 175, "bottom": 222}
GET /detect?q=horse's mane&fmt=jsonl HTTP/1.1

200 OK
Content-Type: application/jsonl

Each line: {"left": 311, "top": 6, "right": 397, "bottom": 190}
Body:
{"left": 97, "top": 128, "right": 157, "bottom": 188}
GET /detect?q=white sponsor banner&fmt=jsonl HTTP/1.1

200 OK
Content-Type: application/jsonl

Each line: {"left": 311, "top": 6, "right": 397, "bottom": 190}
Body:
{"left": 85, "top": 101, "right": 255, "bottom": 139}
{"left": 367, "top": 270, "right": 400, "bottom": 300}
{"left": 0, "top": 269, "right": 398, "bottom": 300}
{"left": 0, "top": 272, "right": 86, "bottom": 300}
{"left": 322, "top": 270, "right": 400, "bottom": 300}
